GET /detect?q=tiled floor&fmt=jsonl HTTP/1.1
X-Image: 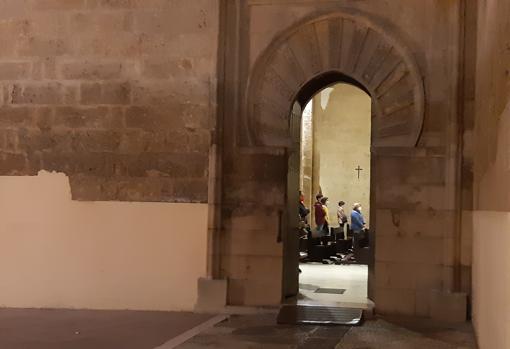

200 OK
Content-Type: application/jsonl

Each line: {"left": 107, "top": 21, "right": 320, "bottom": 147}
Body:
{"left": 178, "top": 314, "right": 478, "bottom": 349}
{"left": 0, "top": 308, "right": 477, "bottom": 349}
{"left": 298, "top": 263, "right": 370, "bottom": 308}
{"left": 177, "top": 313, "right": 350, "bottom": 349}
{"left": 338, "top": 317, "right": 478, "bottom": 349}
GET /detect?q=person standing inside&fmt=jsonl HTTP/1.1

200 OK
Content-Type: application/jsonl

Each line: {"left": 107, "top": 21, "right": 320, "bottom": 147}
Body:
{"left": 337, "top": 201, "right": 348, "bottom": 239}
{"left": 298, "top": 192, "right": 310, "bottom": 224}
{"left": 314, "top": 194, "right": 325, "bottom": 235}
{"left": 320, "top": 196, "right": 330, "bottom": 236}
{"left": 350, "top": 203, "right": 366, "bottom": 250}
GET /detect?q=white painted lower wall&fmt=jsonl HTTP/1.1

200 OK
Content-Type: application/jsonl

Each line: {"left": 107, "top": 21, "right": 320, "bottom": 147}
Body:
{"left": 0, "top": 171, "right": 208, "bottom": 311}
{"left": 472, "top": 211, "right": 510, "bottom": 349}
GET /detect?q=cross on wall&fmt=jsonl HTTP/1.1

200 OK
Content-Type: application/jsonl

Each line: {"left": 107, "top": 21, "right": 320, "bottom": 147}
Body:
{"left": 355, "top": 165, "right": 363, "bottom": 179}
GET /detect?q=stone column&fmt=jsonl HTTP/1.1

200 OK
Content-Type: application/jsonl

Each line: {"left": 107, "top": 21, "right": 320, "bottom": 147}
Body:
{"left": 311, "top": 98, "right": 322, "bottom": 228}
{"left": 301, "top": 101, "right": 314, "bottom": 212}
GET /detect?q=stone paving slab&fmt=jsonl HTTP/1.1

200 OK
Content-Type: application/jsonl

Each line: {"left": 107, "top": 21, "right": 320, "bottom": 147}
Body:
{"left": 178, "top": 314, "right": 350, "bottom": 349}
{"left": 178, "top": 314, "right": 478, "bottom": 349}
{"left": 2, "top": 309, "right": 475, "bottom": 349}
{"left": 0, "top": 308, "right": 214, "bottom": 349}
{"left": 336, "top": 320, "right": 462, "bottom": 349}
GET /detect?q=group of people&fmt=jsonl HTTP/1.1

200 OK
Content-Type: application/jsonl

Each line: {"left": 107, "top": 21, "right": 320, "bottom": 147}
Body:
{"left": 299, "top": 192, "right": 367, "bottom": 246}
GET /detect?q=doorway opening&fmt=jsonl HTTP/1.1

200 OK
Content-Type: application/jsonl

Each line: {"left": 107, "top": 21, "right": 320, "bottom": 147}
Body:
{"left": 284, "top": 79, "right": 373, "bottom": 310}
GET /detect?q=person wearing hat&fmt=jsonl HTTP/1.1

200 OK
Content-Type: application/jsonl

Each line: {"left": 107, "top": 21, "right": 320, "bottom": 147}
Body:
{"left": 350, "top": 203, "right": 366, "bottom": 250}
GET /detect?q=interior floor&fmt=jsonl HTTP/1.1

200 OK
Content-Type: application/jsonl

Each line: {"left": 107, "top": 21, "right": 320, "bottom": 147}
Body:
{"left": 179, "top": 314, "right": 477, "bottom": 349}
{"left": 0, "top": 308, "right": 214, "bottom": 349}
{"left": 298, "top": 263, "right": 370, "bottom": 309}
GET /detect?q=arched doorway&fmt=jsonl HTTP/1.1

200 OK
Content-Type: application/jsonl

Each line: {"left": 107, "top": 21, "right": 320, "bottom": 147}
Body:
{"left": 215, "top": 9, "right": 425, "bottom": 309}
{"left": 244, "top": 12, "right": 424, "bottom": 305}
{"left": 283, "top": 78, "right": 373, "bottom": 307}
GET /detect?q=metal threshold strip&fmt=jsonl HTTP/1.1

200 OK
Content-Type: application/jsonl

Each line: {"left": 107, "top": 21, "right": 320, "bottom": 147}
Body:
{"left": 277, "top": 304, "right": 363, "bottom": 326}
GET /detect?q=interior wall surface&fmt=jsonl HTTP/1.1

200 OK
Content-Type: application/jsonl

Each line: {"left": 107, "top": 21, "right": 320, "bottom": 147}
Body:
{"left": 0, "top": 0, "right": 219, "bottom": 203}
{"left": 313, "top": 83, "right": 371, "bottom": 226}
{"left": 472, "top": 0, "right": 510, "bottom": 347}
{"left": 0, "top": 0, "right": 219, "bottom": 312}
{"left": 220, "top": 0, "right": 465, "bottom": 315}
{"left": 458, "top": 0, "right": 478, "bottom": 300}
{"left": 0, "top": 171, "right": 208, "bottom": 311}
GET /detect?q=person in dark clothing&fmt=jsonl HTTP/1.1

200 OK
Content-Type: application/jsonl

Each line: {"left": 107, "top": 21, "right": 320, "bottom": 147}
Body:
{"left": 320, "top": 196, "right": 330, "bottom": 236}
{"left": 314, "top": 194, "right": 325, "bottom": 234}
{"left": 298, "top": 193, "right": 310, "bottom": 223}
{"left": 297, "top": 192, "right": 310, "bottom": 274}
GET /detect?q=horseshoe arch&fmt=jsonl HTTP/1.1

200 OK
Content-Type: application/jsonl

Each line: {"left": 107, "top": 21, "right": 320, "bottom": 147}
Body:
{"left": 243, "top": 11, "right": 425, "bottom": 148}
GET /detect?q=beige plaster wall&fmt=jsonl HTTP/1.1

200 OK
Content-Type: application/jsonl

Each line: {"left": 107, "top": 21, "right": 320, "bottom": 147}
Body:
{"left": 0, "top": 171, "right": 208, "bottom": 311}
{"left": 472, "top": 0, "right": 510, "bottom": 347}
{"left": 314, "top": 83, "right": 371, "bottom": 226}
{"left": 472, "top": 211, "right": 510, "bottom": 349}
{"left": 472, "top": 96, "right": 510, "bottom": 349}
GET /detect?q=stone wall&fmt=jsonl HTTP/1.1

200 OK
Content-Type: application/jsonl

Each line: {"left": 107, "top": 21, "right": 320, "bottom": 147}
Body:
{"left": 472, "top": 0, "right": 510, "bottom": 347}
{"left": 0, "top": 0, "right": 219, "bottom": 202}
{"left": 456, "top": 0, "right": 478, "bottom": 299}
{"left": 219, "top": 0, "right": 467, "bottom": 315}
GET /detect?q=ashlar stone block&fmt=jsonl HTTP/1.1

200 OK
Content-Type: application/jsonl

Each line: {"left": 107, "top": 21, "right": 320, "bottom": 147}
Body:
{"left": 430, "top": 290, "right": 467, "bottom": 322}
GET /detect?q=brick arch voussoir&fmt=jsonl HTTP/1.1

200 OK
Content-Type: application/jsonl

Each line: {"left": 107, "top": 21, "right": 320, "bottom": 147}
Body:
{"left": 244, "top": 10, "right": 424, "bottom": 149}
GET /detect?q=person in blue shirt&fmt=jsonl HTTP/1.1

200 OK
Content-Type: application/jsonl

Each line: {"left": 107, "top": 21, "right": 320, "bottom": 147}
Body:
{"left": 350, "top": 203, "right": 366, "bottom": 250}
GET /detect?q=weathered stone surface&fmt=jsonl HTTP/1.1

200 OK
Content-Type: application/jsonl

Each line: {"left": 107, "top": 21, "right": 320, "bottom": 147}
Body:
{"left": 223, "top": 153, "right": 287, "bottom": 182}
{"left": 375, "top": 236, "right": 444, "bottom": 265}
{"left": 221, "top": 255, "right": 282, "bottom": 306}
{"left": 0, "top": 0, "right": 219, "bottom": 203}
{"left": 11, "top": 83, "right": 64, "bottom": 105}
{"left": 31, "top": 0, "right": 87, "bottom": 11}
{"left": 223, "top": 181, "right": 285, "bottom": 206}
{"left": 81, "top": 82, "right": 131, "bottom": 105}
{"left": 376, "top": 156, "right": 446, "bottom": 186}
{"left": 245, "top": 12, "right": 425, "bottom": 148}
{"left": 0, "top": 107, "right": 34, "bottom": 127}
{"left": 375, "top": 183, "right": 451, "bottom": 210}
{"left": 374, "top": 287, "right": 417, "bottom": 315}
{"left": 337, "top": 318, "right": 476, "bottom": 349}
{"left": 60, "top": 61, "right": 124, "bottom": 80}
{"left": 375, "top": 262, "right": 444, "bottom": 291}
{"left": 53, "top": 106, "right": 111, "bottom": 129}
{"left": 430, "top": 290, "right": 468, "bottom": 323}
{"left": 375, "top": 209, "right": 455, "bottom": 239}
{"left": 0, "top": 0, "right": 480, "bottom": 321}
{"left": 0, "top": 62, "right": 31, "bottom": 80}
{"left": 218, "top": 0, "right": 470, "bottom": 314}
{"left": 0, "top": 152, "right": 27, "bottom": 175}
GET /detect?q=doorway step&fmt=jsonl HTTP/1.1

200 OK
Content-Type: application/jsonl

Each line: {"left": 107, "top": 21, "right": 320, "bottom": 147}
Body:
{"left": 276, "top": 304, "right": 363, "bottom": 325}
